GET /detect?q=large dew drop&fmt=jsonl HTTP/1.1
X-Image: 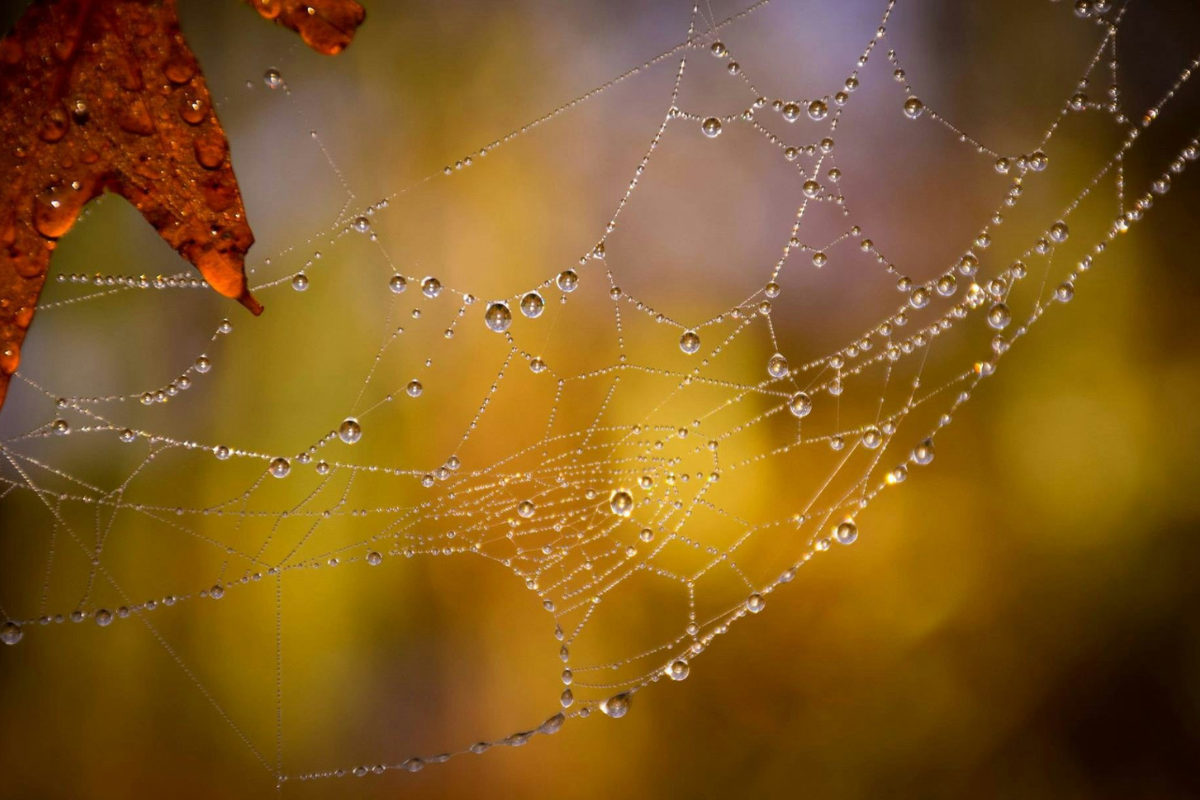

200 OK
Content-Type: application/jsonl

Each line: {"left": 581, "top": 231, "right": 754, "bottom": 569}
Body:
{"left": 679, "top": 330, "right": 701, "bottom": 354}
{"left": 610, "top": 490, "right": 634, "bottom": 517}
{"left": 666, "top": 659, "right": 690, "bottom": 681}
{"left": 338, "top": 418, "right": 362, "bottom": 444}
{"left": 0, "top": 621, "right": 22, "bottom": 645}
{"left": 485, "top": 302, "right": 513, "bottom": 333}
{"left": 601, "top": 692, "right": 632, "bottom": 718}
{"left": 788, "top": 391, "right": 813, "bottom": 418}
{"left": 520, "top": 292, "right": 545, "bottom": 318}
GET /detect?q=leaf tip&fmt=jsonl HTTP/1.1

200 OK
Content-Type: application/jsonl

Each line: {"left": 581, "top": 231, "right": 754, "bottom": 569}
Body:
{"left": 238, "top": 288, "right": 264, "bottom": 316}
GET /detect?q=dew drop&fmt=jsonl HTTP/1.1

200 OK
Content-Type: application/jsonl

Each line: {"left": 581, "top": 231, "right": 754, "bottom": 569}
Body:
{"left": 767, "top": 353, "right": 789, "bottom": 379}
{"left": 912, "top": 438, "right": 935, "bottom": 465}
{"left": 862, "top": 426, "right": 883, "bottom": 449}
{"left": 987, "top": 302, "right": 1012, "bottom": 330}
{"left": 556, "top": 270, "right": 579, "bottom": 293}
{"left": 903, "top": 97, "right": 925, "bottom": 119}
{"left": 701, "top": 117, "right": 722, "bottom": 138}
{"left": 610, "top": 490, "right": 634, "bottom": 517}
{"left": 1, "top": 621, "right": 22, "bottom": 645}
{"left": 520, "top": 292, "right": 545, "bottom": 318}
{"left": 338, "top": 418, "right": 362, "bottom": 444}
{"left": 269, "top": 457, "right": 291, "bottom": 478}
{"left": 538, "top": 713, "right": 566, "bottom": 735}
{"left": 601, "top": 692, "right": 631, "bottom": 718}
{"left": 263, "top": 68, "right": 283, "bottom": 89}
{"left": 679, "top": 330, "right": 701, "bottom": 354}
{"left": 485, "top": 302, "right": 513, "bottom": 333}
{"left": 745, "top": 593, "right": 765, "bottom": 613}
{"left": 834, "top": 520, "right": 858, "bottom": 545}
{"left": 788, "top": 391, "right": 813, "bottom": 418}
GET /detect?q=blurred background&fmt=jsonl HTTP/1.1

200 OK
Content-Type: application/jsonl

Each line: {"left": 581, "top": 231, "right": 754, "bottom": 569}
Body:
{"left": 2, "top": 0, "right": 1200, "bottom": 797}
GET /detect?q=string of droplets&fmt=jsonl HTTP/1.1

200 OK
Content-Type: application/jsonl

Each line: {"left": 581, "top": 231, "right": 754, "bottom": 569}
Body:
{"left": 1, "top": 0, "right": 1197, "bottom": 789}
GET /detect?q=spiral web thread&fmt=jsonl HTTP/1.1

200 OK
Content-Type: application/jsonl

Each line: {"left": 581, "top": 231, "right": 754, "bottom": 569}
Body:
{"left": 1, "top": 0, "right": 1199, "bottom": 787}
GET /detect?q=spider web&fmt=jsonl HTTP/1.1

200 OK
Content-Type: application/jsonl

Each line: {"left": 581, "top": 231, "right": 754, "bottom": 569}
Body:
{"left": 1, "top": 0, "right": 1199, "bottom": 790}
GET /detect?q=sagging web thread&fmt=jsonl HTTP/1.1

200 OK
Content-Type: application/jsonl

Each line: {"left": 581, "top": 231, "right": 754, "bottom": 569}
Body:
{"left": 1, "top": 0, "right": 1198, "bottom": 787}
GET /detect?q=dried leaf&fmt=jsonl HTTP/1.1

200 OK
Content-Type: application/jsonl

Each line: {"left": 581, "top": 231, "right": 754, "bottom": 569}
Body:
{"left": 0, "top": 0, "right": 365, "bottom": 411}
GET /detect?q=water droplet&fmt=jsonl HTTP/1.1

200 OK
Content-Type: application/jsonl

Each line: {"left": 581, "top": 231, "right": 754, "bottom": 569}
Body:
{"left": 520, "top": 291, "right": 545, "bottom": 318}
{"left": 610, "top": 490, "right": 634, "bottom": 517}
{"left": 388, "top": 275, "right": 407, "bottom": 294}
{"left": 1049, "top": 221, "right": 1069, "bottom": 243}
{"left": 556, "top": 270, "right": 579, "bottom": 293}
{"left": 366, "top": 551, "right": 383, "bottom": 566}
{"left": 666, "top": 659, "right": 690, "bottom": 681}
{"left": 1, "top": 621, "right": 22, "bottom": 645}
{"left": 745, "top": 593, "right": 765, "bottom": 613}
{"left": 421, "top": 277, "right": 442, "bottom": 298}
{"left": 701, "top": 117, "right": 722, "bottom": 138}
{"left": 862, "top": 426, "right": 883, "bottom": 449}
{"left": 407, "top": 380, "right": 423, "bottom": 398}
{"left": 834, "top": 520, "right": 858, "bottom": 545}
{"left": 351, "top": 216, "right": 371, "bottom": 234}
{"left": 912, "top": 438, "right": 935, "bottom": 465}
{"left": 195, "top": 355, "right": 212, "bottom": 373}
{"left": 291, "top": 273, "right": 309, "bottom": 291}
{"left": 485, "top": 302, "right": 513, "bottom": 333}
{"left": 538, "top": 713, "right": 565, "bottom": 735}
{"left": 903, "top": 97, "right": 925, "bottom": 119}
{"left": 767, "top": 353, "right": 789, "bottom": 378}
{"left": 987, "top": 302, "right": 1011, "bottom": 330}
{"left": 338, "top": 418, "right": 362, "bottom": 444}
{"left": 788, "top": 392, "right": 812, "bottom": 418}
{"left": 601, "top": 692, "right": 631, "bottom": 718}
{"left": 518, "top": 500, "right": 535, "bottom": 518}
{"left": 95, "top": 609, "right": 113, "bottom": 626}
{"left": 263, "top": 68, "right": 283, "bottom": 89}
{"left": 269, "top": 457, "right": 291, "bottom": 478}
{"left": 679, "top": 330, "right": 701, "bottom": 354}
{"left": 807, "top": 99, "right": 828, "bottom": 121}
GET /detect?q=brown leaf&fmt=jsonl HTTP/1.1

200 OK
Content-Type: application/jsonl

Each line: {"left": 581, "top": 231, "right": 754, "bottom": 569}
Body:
{"left": 0, "top": 0, "right": 365, "bottom": 412}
